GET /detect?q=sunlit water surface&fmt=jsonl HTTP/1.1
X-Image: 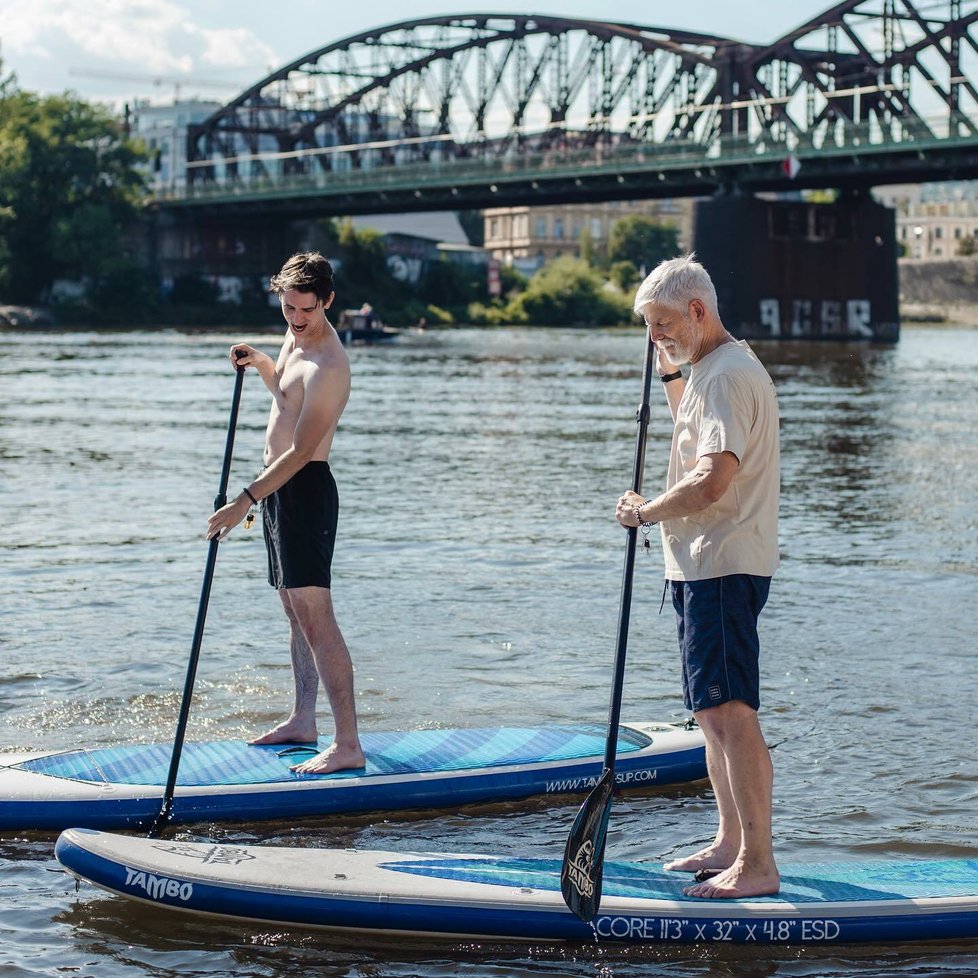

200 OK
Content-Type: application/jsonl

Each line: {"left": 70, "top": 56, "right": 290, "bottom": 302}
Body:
{"left": 1, "top": 325, "right": 976, "bottom": 977}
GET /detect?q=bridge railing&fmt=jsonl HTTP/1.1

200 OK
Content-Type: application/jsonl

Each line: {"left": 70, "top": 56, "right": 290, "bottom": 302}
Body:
{"left": 157, "top": 113, "right": 978, "bottom": 205}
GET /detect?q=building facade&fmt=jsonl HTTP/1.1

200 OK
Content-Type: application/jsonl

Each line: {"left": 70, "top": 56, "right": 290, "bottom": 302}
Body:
{"left": 483, "top": 199, "right": 692, "bottom": 274}
{"left": 874, "top": 182, "right": 978, "bottom": 259}
{"left": 128, "top": 99, "right": 221, "bottom": 195}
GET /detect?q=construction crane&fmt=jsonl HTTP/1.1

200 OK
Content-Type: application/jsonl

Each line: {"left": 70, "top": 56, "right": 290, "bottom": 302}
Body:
{"left": 69, "top": 67, "right": 248, "bottom": 101}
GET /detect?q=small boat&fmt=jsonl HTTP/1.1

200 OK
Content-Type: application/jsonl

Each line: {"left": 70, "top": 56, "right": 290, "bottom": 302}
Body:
{"left": 335, "top": 307, "right": 400, "bottom": 344}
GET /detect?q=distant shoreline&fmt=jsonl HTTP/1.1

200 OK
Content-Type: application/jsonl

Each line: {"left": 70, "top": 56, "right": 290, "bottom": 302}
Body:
{"left": 900, "top": 301, "right": 978, "bottom": 326}
{"left": 4, "top": 303, "right": 977, "bottom": 331}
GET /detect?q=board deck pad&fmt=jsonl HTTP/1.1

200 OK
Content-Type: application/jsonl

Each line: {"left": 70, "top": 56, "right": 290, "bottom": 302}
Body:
{"left": 390, "top": 853, "right": 978, "bottom": 903}
{"left": 0, "top": 721, "right": 706, "bottom": 830}
{"left": 55, "top": 830, "right": 978, "bottom": 945}
{"left": 14, "top": 724, "right": 650, "bottom": 786}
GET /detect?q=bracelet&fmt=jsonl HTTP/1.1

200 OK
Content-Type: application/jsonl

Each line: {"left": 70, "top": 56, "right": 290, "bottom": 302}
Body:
{"left": 659, "top": 370, "right": 683, "bottom": 383}
{"left": 242, "top": 486, "right": 259, "bottom": 506}
{"left": 633, "top": 507, "right": 658, "bottom": 528}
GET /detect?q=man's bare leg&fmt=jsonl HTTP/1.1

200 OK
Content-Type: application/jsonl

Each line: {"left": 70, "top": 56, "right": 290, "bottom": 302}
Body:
{"left": 663, "top": 720, "right": 742, "bottom": 873}
{"left": 249, "top": 592, "right": 322, "bottom": 744}
{"left": 681, "top": 701, "right": 779, "bottom": 899}
{"left": 282, "top": 586, "right": 364, "bottom": 775}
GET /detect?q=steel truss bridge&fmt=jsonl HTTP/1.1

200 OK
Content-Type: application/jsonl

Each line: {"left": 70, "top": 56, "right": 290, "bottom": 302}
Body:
{"left": 167, "top": 0, "right": 978, "bottom": 216}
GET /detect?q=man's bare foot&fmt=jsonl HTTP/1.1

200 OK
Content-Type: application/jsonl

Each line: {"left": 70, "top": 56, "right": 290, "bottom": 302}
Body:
{"left": 663, "top": 843, "right": 739, "bottom": 873}
{"left": 682, "top": 860, "right": 780, "bottom": 899}
{"left": 290, "top": 742, "right": 366, "bottom": 775}
{"left": 248, "top": 719, "right": 318, "bottom": 746}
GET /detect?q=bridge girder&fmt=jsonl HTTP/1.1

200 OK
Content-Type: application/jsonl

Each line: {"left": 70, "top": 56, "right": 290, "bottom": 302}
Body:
{"left": 181, "top": 2, "right": 978, "bottom": 202}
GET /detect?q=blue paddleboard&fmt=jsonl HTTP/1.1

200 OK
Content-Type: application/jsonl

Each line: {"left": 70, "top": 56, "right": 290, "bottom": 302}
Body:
{"left": 0, "top": 720, "right": 705, "bottom": 830}
{"left": 56, "top": 829, "right": 978, "bottom": 944}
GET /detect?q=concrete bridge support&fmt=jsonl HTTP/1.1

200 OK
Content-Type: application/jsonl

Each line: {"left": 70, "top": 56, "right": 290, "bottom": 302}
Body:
{"left": 692, "top": 195, "right": 899, "bottom": 342}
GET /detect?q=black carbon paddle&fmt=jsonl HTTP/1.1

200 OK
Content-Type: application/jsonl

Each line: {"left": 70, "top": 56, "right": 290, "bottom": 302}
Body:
{"left": 148, "top": 351, "right": 247, "bottom": 837}
{"left": 561, "top": 330, "right": 656, "bottom": 920}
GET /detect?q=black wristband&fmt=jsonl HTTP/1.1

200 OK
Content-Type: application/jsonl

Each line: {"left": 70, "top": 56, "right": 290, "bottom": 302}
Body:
{"left": 659, "top": 370, "right": 683, "bottom": 383}
{"left": 242, "top": 486, "right": 259, "bottom": 506}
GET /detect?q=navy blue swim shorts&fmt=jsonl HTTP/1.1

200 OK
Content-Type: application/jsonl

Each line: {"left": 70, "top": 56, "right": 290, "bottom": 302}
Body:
{"left": 262, "top": 461, "right": 338, "bottom": 590}
{"left": 669, "top": 575, "right": 771, "bottom": 713}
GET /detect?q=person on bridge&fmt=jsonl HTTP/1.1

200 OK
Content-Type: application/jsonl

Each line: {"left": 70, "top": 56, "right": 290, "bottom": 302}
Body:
{"left": 616, "top": 254, "right": 780, "bottom": 899}
{"left": 206, "top": 251, "right": 365, "bottom": 776}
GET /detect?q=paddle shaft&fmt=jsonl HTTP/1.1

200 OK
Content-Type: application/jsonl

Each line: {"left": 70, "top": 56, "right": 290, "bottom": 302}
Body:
{"left": 602, "top": 329, "right": 656, "bottom": 773}
{"left": 559, "top": 331, "right": 657, "bottom": 920}
{"left": 149, "top": 356, "right": 246, "bottom": 837}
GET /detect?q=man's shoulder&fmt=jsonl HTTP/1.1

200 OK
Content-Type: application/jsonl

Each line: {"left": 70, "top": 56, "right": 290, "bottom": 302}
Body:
{"left": 300, "top": 330, "right": 349, "bottom": 369}
{"left": 717, "top": 342, "right": 774, "bottom": 385}
{"left": 305, "top": 337, "right": 351, "bottom": 392}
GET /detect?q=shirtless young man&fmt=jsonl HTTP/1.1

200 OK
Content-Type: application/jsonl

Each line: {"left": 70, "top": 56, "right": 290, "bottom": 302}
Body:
{"left": 206, "top": 251, "right": 365, "bottom": 776}
{"left": 616, "top": 255, "right": 780, "bottom": 900}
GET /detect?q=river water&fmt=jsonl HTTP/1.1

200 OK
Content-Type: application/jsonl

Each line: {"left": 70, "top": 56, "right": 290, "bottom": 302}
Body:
{"left": 1, "top": 325, "right": 976, "bottom": 977}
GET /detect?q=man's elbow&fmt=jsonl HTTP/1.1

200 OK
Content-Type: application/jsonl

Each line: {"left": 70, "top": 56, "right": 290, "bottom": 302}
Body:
{"left": 698, "top": 482, "right": 728, "bottom": 507}
{"left": 289, "top": 443, "right": 317, "bottom": 465}
{"left": 693, "top": 473, "right": 733, "bottom": 507}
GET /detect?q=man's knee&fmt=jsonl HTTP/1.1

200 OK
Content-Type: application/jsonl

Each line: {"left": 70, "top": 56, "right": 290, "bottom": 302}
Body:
{"left": 694, "top": 699, "right": 757, "bottom": 738}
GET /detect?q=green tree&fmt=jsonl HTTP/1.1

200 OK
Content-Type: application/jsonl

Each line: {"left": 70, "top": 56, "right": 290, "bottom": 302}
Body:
{"left": 336, "top": 221, "right": 389, "bottom": 294}
{"left": 417, "top": 258, "right": 483, "bottom": 317}
{"left": 957, "top": 235, "right": 978, "bottom": 257}
{"left": 0, "top": 63, "right": 148, "bottom": 303}
{"left": 577, "top": 225, "right": 598, "bottom": 268}
{"left": 505, "top": 256, "right": 631, "bottom": 326}
{"left": 608, "top": 259, "right": 641, "bottom": 291}
{"left": 456, "top": 209, "right": 484, "bottom": 247}
{"left": 606, "top": 215, "right": 679, "bottom": 274}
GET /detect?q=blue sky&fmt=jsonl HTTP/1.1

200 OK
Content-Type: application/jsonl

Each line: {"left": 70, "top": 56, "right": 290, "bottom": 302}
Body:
{"left": 1, "top": 0, "right": 832, "bottom": 106}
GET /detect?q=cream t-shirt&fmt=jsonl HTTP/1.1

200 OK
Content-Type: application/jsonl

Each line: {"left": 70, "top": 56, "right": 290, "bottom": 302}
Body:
{"left": 660, "top": 340, "right": 780, "bottom": 581}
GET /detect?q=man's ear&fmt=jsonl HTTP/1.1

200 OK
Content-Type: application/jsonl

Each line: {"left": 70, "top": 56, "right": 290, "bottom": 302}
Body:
{"left": 323, "top": 291, "right": 335, "bottom": 310}
{"left": 688, "top": 297, "right": 707, "bottom": 322}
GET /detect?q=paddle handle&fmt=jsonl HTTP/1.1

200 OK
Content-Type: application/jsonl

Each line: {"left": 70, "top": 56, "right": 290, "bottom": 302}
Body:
{"left": 149, "top": 355, "right": 246, "bottom": 837}
{"left": 602, "top": 330, "right": 655, "bottom": 772}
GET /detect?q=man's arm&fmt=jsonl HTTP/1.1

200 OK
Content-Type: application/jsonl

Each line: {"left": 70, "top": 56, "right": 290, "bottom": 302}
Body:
{"left": 654, "top": 338, "right": 685, "bottom": 422}
{"left": 616, "top": 451, "right": 739, "bottom": 527}
{"left": 205, "top": 360, "right": 349, "bottom": 540}
{"left": 229, "top": 343, "right": 281, "bottom": 396}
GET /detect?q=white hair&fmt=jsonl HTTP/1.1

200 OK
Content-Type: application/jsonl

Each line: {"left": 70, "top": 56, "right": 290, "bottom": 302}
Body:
{"left": 632, "top": 253, "right": 719, "bottom": 318}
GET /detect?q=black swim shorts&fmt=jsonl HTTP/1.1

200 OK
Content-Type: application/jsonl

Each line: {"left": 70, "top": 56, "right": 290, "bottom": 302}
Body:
{"left": 262, "top": 461, "right": 338, "bottom": 590}
{"left": 670, "top": 574, "right": 771, "bottom": 712}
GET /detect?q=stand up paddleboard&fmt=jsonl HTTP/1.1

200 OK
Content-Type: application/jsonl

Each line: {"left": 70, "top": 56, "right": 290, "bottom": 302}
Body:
{"left": 0, "top": 720, "right": 705, "bottom": 830}
{"left": 56, "top": 829, "right": 978, "bottom": 944}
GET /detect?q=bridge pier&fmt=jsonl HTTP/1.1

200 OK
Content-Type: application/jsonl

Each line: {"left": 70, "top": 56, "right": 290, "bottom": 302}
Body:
{"left": 152, "top": 209, "right": 296, "bottom": 291}
{"left": 691, "top": 194, "right": 899, "bottom": 342}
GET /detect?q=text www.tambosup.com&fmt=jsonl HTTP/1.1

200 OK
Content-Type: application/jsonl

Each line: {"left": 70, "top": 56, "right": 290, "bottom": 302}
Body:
{"left": 546, "top": 769, "right": 658, "bottom": 792}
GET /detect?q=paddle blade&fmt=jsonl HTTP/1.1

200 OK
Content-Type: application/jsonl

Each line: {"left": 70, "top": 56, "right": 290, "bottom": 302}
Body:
{"left": 560, "top": 767, "right": 615, "bottom": 921}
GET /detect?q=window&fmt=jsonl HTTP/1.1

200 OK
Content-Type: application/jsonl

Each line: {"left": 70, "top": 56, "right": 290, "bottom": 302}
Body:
{"left": 591, "top": 218, "right": 603, "bottom": 238}
{"left": 535, "top": 216, "right": 548, "bottom": 238}
{"left": 553, "top": 218, "right": 565, "bottom": 238}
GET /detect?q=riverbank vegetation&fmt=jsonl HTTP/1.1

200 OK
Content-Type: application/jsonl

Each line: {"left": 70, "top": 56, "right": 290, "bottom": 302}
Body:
{"left": 0, "top": 61, "right": 148, "bottom": 309}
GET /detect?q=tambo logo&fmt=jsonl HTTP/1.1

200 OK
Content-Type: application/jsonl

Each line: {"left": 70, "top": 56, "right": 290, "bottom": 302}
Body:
{"left": 566, "top": 840, "right": 595, "bottom": 899}
{"left": 124, "top": 867, "right": 194, "bottom": 902}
